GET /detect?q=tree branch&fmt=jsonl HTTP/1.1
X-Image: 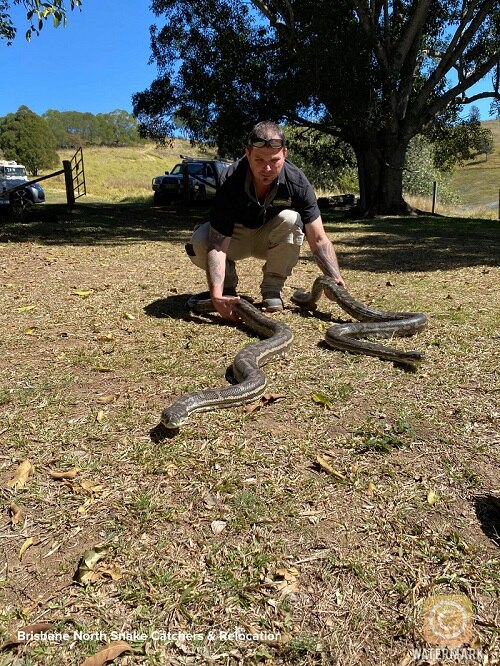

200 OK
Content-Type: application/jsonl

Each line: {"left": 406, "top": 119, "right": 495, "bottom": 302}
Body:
{"left": 392, "top": 0, "right": 432, "bottom": 72}
{"left": 416, "top": 0, "right": 496, "bottom": 111}
{"left": 352, "top": 0, "right": 390, "bottom": 74}
{"left": 250, "top": 0, "right": 295, "bottom": 44}
{"left": 424, "top": 52, "right": 500, "bottom": 121}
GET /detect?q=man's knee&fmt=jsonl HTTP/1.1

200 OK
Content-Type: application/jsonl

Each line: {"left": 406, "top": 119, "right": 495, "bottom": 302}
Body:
{"left": 276, "top": 209, "right": 303, "bottom": 229}
{"left": 268, "top": 209, "right": 304, "bottom": 246}
{"left": 185, "top": 221, "right": 210, "bottom": 269}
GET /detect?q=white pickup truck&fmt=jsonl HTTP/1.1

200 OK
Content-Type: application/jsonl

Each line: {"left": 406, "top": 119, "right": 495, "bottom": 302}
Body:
{"left": 0, "top": 160, "right": 45, "bottom": 208}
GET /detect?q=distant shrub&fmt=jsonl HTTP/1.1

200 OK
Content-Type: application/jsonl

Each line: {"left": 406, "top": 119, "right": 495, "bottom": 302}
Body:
{"left": 403, "top": 136, "right": 461, "bottom": 206}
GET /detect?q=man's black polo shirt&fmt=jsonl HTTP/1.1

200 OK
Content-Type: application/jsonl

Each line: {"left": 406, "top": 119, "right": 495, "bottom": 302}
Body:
{"left": 209, "top": 157, "right": 321, "bottom": 237}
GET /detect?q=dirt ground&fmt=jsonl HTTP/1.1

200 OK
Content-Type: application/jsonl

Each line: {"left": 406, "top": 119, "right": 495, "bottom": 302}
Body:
{"left": 0, "top": 203, "right": 498, "bottom": 666}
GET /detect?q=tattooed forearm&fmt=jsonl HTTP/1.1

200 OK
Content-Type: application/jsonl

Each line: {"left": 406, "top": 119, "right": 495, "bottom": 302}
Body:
{"left": 208, "top": 227, "right": 228, "bottom": 251}
{"left": 206, "top": 250, "right": 224, "bottom": 291}
{"left": 206, "top": 226, "right": 231, "bottom": 295}
{"left": 312, "top": 241, "right": 342, "bottom": 281}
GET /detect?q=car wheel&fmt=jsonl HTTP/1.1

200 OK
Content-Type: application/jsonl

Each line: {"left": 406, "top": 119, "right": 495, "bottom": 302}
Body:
{"left": 153, "top": 192, "right": 164, "bottom": 205}
{"left": 10, "top": 190, "right": 33, "bottom": 220}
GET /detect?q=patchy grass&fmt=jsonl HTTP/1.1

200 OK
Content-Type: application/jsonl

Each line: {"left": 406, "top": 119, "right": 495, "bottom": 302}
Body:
{"left": 0, "top": 204, "right": 498, "bottom": 665}
{"left": 450, "top": 119, "right": 500, "bottom": 211}
{"left": 39, "top": 140, "right": 215, "bottom": 205}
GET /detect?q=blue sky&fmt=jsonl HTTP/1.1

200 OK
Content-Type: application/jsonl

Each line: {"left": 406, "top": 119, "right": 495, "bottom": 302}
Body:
{"left": 1, "top": 1, "right": 157, "bottom": 117}
{"left": 0, "top": 2, "right": 497, "bottom": 121}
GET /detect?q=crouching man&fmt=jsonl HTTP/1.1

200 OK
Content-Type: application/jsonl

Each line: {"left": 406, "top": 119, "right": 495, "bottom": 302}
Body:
{"left": 185, "top": 120, "right": 345, "bottom": 321}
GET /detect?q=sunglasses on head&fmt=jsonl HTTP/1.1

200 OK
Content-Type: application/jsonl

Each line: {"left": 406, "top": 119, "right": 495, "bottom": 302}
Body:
{"left": 249, "top": 138, "right": 285, "bottom": 148}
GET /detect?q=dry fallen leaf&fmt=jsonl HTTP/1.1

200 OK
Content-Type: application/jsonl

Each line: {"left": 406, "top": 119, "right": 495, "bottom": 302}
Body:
{"left": 78, "top": 497, "right": 95, "bottom": 514}
{"left": 275, "top": 566, "right": 300, "bottom": 582}
{"left": 427, "top": 489, "right": 438, "bottom": 506}
{"left": 123, "top": 312, "right": 135, "bottom": 320}
{"left": 100, "top": 564, "right": 124, "bottom": 581}
{"left": 49, "top": 467, "right": 82, "bottom": 480}
{"left": 96, "top": 394, "right": 116, "bottom": 404}
{"left": 2, "top": 623, "right": 54, "bottom": 649}
{"left": 80, "top": 640, "right": 133, "bottom": 666}
{"left": 24, "top": 327, "right": 37, "bottom": 335}
{"left": 211, "top": 520, "right": 227, "bottom": 535}
{"left": 71, "top": 289, "right": 94, "bottom": 298}
{"left": 366, "top": 481, "right": 377, "bottom": 496}
{"left": 80, "top": 480, "right": 103, "bottom": 493}
{"left": 244, "top": 393, "right": 287, "bottom": 414}
{"left": 73, "top": 546, "right": 108, "bottom": 585}
{"left": 7, "top": 460, "right": 34, "bottom": 489}
{"left": 96, "top": 410, "right": 105, "bottom": 423}
{"left": 315, "top": 454, "right": 346, "bottom": 480}
{"left": 16, "top": 304, "right": 36, "bottom": 312}
{"left": 96, "top": 333, "right": 115, "bottom": 342}
{"left": 19, "top": 537, "right": 34, "bottom": 561}
{"left": 276, "top": 580, "right": 299, "bottom": 596}
{"left": 9, "top": 502, "right": 24, "bottom": 526}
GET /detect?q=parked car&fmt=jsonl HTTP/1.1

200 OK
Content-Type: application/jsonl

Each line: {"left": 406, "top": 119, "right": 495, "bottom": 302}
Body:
{"left": 0, "top": 161, "right": 45, "bottom": 212}
{"left": 152, "top": 156, "right": 231, "bottom": 205}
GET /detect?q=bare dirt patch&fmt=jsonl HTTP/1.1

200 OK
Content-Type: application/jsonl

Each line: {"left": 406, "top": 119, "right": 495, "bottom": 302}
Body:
{"left": 0, "top": 204, "right": 498, "bottom": 665}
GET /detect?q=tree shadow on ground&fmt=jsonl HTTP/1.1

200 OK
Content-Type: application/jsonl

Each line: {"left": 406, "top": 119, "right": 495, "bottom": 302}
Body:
{"left": 474, "top": 495, "right": 500, "bottom": 547}
{"left": 1, "top": 203, "right": 498, "bottom": 273}
{"left": 0, "top": 202, "right": 208, "bottom": 246}
{"left": 322, "top": 213, "right": 500, "bottom": 272}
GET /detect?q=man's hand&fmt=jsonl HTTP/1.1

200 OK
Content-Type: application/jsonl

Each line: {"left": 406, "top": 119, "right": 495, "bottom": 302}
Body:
{"left": 304, "top": 217, "right": 345, "bottom": 287}
{"left": 212, "top": 295, "right": 241, "bottom": 322}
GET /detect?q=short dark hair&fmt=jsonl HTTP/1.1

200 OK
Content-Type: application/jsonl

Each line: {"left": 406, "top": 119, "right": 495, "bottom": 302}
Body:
{"left": 247, "top": 120, "right": 285, "bottom": 146}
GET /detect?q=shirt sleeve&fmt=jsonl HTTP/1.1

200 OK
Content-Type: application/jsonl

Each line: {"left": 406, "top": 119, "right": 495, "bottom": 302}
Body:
{"left": 290, "top": 170, "right": 321, "bottom": 224}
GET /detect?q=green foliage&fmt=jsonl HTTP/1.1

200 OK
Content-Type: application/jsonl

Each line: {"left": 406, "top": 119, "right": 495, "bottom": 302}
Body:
{"left": 0, "top": 0, "right": 81, "bottom": 43}
{"left": 135, "top": 0, "right": 500, "bottom": 214}
{"left": 0, "top": 105, "right": 59, "bottom": 175}
{"left": 351, "top": 418, "right": 414, "bottom": 454}
{"left": 430, "top": 107, "right": 496, "bottom": 171}
{"left": 403, "top": 136, "right": 460, "bottom": 206}
{"left": 284, "top": 126, "right": 357, "bottom": 192}
{"left": 43, "top": 109, "right": 143, "bottom": 148}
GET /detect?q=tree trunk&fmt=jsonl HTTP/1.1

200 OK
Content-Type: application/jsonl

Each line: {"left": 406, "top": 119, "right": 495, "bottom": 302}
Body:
{"left": 353, "top": 136, "right": 411, "bottom": 216}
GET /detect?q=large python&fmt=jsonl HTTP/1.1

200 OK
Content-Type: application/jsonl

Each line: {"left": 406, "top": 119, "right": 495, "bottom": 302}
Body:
{"left": 292, "top": 276, "right": 427, "bottom": 367}
{"left": 161, "top": 278, "right": 426, "bottom": 428}
{"left": 161, "top": 298, "right": 293, "bottom": 429}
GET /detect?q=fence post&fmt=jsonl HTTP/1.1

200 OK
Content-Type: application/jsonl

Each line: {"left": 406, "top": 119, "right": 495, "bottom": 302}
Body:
{"left": 432, "top": 181, "right": 437, "bottom": 214}
{"left": 182, "top": 163, "right": 190, "bottom": 203}
{"left": 63, "top": 160, "right": 75, "bottom": 207}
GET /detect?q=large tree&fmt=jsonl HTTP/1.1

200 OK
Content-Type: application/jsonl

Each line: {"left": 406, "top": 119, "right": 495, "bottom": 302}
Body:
{"left": 0, "top": 106, "right": 59, "bottom": 175}
{"left": 1, "top": 0, "right": 81, "bottom": 43}
{"left": 134, "top": 0, "right": 500, "bottom": 215}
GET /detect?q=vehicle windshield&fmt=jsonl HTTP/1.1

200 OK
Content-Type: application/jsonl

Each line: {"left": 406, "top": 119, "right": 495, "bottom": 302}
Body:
{"left": 170, "top": 163, "right": 204, "bottom": 176}
{"left": 1, "top": 166, "right": 26, "bottom": 177}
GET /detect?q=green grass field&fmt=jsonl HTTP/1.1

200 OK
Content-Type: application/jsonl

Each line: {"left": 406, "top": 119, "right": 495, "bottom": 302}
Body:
{"left": 450, "top": 119, "right": 500, "bottom": 212}
{"left": 40, "top": 140, "right": 216, "bottom": 205}
{"left": 38, "top": 123, "right": 500, "bottom": 218}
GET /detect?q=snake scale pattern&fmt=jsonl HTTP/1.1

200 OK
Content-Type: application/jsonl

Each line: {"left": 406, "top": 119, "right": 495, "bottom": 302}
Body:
{"left": 161, "top": 299, "right": 293, "bottom": 428}
{"left": 160, "top": 277, "right": 427, "bottom": 428}
{"left": 292, "top": 276, "right": 428, "bottom": 366}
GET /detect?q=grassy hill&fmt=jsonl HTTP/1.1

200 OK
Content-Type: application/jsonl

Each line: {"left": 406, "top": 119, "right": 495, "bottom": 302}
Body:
{"left": 40, "top": 123, "right": 500, "bottom": 216}
{"left": 40, "top": 139, "right": 217, "bottom": 204}
{"left": 450, "top": 119, "right": 500, "bottom": 212}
